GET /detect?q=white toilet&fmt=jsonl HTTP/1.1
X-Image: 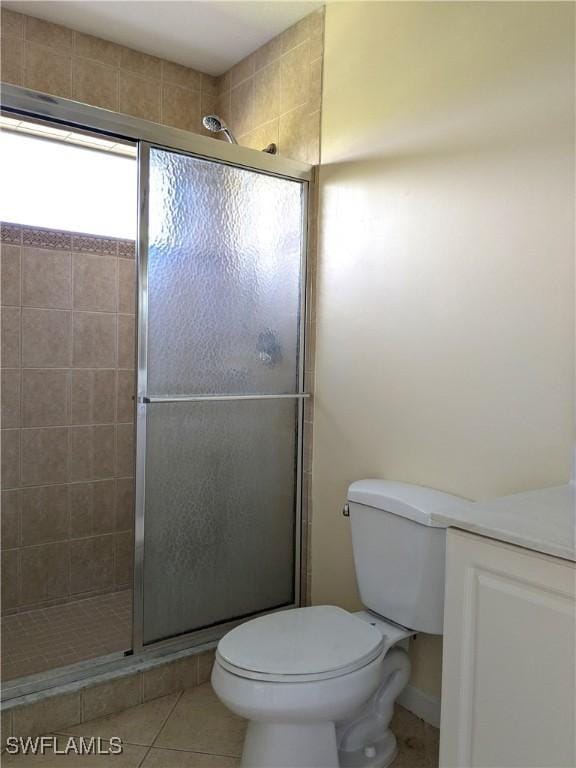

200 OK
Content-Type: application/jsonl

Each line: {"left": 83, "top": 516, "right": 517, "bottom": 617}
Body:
{"left": 212, "top": 480, "right": 464, "bottom": 768}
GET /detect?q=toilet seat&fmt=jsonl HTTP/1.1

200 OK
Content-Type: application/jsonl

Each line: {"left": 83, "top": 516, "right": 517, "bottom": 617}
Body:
{"left": 216, "top": 605, "right": 386, "bottom": 683}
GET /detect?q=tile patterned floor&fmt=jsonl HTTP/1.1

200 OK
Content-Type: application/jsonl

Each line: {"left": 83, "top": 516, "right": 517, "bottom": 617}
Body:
{"left": 3, "top": 683, "right": 439, "bottom": 767}
{"left": 2, "top": 591, "right": 132, "bottom": 681}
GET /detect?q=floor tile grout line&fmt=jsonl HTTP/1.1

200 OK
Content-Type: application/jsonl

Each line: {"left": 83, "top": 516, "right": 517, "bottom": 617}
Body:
{"left": 147, "top": 744, "right": 242, "bottom": 758}
{"left": 149, "top": 688, "right": 185, "bottom": 749}
{"left": 147, "top": 683, "right": 245, "bottom": 759}
{"left": 51, "top": 688, "right": 185, "bottom": 758}
{"left": 51, "top": 731, "right": 158, "bottom": 765}
{"left": 136, "top": 689, "right": 185, "bottom": 767}
{"left": 53, "top": 730, "right": 151, "bottom": 750}
{"left": 137, "top": 744, "right": 154, "bottom": 767}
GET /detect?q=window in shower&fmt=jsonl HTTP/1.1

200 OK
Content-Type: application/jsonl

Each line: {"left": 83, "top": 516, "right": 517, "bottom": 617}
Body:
{"left": 0, "top": 115, "right": 136, "bottom": 237}
{"left": 0, "top": 117, "right": 138, "bottom": 683}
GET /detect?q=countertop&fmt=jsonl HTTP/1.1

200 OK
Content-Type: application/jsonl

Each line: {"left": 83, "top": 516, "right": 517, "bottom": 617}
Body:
{"left": 436, "top": 484, "right": 575, "bottom": 562}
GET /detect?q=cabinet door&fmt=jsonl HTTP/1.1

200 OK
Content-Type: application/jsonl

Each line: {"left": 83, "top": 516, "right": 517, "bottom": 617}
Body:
{"left": 440, "top": 529, "right": 575, "bottom": 768}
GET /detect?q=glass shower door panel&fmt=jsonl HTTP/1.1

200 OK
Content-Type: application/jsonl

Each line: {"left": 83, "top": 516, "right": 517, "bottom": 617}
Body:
{"left": 143, "top": 400, "right": 297, "bottom": 644}
{"left": 147, "top": 148, "right": 303, "bottom": 396}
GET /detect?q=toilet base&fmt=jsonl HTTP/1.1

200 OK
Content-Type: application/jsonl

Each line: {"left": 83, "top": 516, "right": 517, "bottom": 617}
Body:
{"left": 241, "top": 721, "right": 339, "bottom": 768}
{"left": 240, "top": 722, "right": 398, "bottom": 768}
{"left": 338, "top": 731, "right": 397, "bottom": 768}
{"left": 336, "top": 647, "right": 411, "bottom": 768}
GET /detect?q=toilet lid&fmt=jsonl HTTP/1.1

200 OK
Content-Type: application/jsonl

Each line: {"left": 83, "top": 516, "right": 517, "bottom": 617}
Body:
{"left": 216, "top": 606, "right": 385, "bottom": 681}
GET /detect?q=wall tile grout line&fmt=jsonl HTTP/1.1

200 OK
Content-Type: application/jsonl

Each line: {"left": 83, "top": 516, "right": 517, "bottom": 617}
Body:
{"left": 2, "top": 585, "right": 133, "bottom": 620}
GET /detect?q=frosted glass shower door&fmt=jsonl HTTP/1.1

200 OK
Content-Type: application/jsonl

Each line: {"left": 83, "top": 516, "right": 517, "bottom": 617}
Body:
{"left": 138, "top": 146, "right": 306, "bottom": 646}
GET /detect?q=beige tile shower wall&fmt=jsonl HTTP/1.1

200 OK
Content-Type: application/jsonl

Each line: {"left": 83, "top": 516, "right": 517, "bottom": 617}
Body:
{"left": 214, "top": 9, "right": 324, "bottom": 164}
{"left": 0, "top": 222, "right": 137, "bottom": 614}
{"left": 0, "top": 8, "right": 217, "bottom": 136}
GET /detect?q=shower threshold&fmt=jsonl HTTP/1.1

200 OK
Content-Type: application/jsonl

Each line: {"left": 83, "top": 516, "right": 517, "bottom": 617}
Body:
{"left": 1, "top": 602, "right": 258, "bottom": 706}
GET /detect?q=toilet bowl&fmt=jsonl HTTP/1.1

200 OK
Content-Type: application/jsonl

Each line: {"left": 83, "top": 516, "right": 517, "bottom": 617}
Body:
{"left": 211, "top": 606, "right": 413, "bottom": 768}
{"left": 212, "top": 480, "right": 465, "bottom": 768}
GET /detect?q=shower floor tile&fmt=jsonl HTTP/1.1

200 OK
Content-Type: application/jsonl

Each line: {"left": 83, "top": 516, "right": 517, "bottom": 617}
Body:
{"left": 1, "top": 590, "right": 132, "bottom": 681}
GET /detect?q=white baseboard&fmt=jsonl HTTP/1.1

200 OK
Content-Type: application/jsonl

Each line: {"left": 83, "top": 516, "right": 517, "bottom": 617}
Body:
{"left": 397, "top": 684, "right": 441, "bottom": 728}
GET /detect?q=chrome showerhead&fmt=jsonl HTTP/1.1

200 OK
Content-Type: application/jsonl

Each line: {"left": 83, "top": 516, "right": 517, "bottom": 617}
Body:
{"left": 202, "top": 114, "right": 238, "bottom": 144}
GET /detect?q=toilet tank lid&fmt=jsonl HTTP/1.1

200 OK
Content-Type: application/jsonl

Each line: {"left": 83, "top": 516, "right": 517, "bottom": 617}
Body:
{"left": 347, "top": 480, "right": 466, "bottom": 527}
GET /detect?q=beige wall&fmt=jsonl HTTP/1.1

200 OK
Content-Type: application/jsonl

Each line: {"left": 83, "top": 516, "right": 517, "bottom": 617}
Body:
{"left": 312, "top": 1, "right": 575, "bottom": 697}
{"left": 215, "top": 9, "right": 323, "bottom": 164}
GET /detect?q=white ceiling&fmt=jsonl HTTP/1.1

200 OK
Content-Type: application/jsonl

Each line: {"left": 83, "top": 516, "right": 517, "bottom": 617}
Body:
{"left": 5, "top": 1, "right": 323, "bottom": 75}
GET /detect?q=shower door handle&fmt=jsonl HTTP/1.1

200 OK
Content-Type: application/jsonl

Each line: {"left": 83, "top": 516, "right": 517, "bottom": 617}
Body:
{"left": 141, "top": 393, "right": 310, "bottom": 404}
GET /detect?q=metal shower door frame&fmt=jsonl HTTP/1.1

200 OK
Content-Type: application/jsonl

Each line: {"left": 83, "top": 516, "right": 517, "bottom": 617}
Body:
{"left": 1, "top": 84, "right": 312, "bottom": 666}
{"left": 133, "top": 142, "right": 310, "bottom": 653}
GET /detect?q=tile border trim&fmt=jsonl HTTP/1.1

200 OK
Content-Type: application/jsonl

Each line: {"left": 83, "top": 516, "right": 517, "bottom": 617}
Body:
{"left": 1, "top": 222, "right": 135, "bottom": 258}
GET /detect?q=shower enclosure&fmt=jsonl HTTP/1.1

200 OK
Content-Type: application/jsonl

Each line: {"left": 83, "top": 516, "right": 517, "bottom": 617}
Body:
{"left": 136, "top": 146, "right": 307, "bottom": 648}
{"left": 1, "top": 85, "right": 310, "bottom": 694}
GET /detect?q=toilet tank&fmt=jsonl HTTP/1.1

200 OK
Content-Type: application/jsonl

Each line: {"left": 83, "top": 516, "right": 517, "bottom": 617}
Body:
{"left": 347, "top": 480, "right": 466, "bottom": 635}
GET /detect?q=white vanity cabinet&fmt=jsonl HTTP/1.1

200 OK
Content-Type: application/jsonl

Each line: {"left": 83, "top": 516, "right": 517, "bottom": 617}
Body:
{"left": 439, "top": 528, "right": 576, "bottom": 768}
